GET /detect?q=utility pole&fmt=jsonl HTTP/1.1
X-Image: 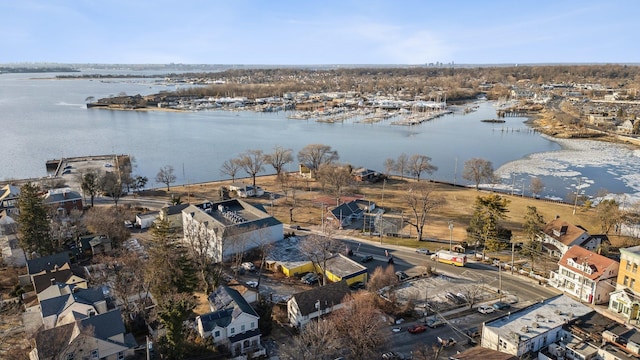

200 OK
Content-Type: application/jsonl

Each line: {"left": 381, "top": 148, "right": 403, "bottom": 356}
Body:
{"left": 511, "top": 241, "right": 515, "bottom": 275}
{"left": 448, "top": 220, "right": 454, "bottom": 252}
{"left": 573, "top": 177, "right": 582, "bottom": 215}
{"left": 381, "top": 179, "right": 386, "bottom": 206}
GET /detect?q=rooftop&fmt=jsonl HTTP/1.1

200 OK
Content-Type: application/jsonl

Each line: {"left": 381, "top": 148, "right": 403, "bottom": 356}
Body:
{"left": 559, "top": 245, "right": 618, "bottom": 280}
{"left": 484, "top": 295, "right": 592, "bottom": 343}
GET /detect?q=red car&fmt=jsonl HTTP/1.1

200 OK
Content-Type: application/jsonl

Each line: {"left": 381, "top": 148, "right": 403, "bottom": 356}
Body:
{"left": 407, "top": 325, "right": 427, "bottom": 334}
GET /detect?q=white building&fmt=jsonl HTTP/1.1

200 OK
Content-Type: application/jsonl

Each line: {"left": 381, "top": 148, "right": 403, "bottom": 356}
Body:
{"left": 481, "top": 295, "right": 592, "bottom": 357}
{"left": 287, "top": 281, "right": 350, "bottom": 328}
{"left": 182, "top": 200, "right": 282, "bottom": 263}
{"left": 537, "top": 218, "right": 600, "bottom": 258}
{"left": 549, "top": 245, "right": 618, "bottom": 304}
{"left": 195, "top": 286, "right": 265, "bottom": 358}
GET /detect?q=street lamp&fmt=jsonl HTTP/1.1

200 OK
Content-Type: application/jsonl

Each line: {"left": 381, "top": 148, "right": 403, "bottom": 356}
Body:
{"left": 448, "top": 220, "right": 454, "bottom": 252}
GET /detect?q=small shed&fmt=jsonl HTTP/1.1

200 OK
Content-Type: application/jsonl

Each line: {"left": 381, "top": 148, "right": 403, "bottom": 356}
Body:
{"left": 136, "top": 211, "right": 159, "bottom": 229}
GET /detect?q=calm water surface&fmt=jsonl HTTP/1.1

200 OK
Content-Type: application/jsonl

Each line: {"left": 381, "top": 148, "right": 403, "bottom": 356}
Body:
{"left": 1, "top": 72, "right": 637, "bottom": 201}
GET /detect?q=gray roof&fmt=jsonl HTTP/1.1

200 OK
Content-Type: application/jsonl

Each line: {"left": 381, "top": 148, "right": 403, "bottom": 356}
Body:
{"left": 198, "top": 308, "right": 234, "bottom": 332}
{"left": 330, "top": 200, "right": 363, "bottom": 219}
{"left": 27, "top": 252, "right": 70, "bottom": 275}
{"left": 229, "top": 328, "right": 261, "bottom": 343}
{"left": 44, "top": 189, "right": 82, "bottom": 204}
{"left": 81, "top": 309, "right": 127, "bottom": 341}
{"left": 32, "top": 268, "right": 74, "bottom": 293}
{"left": 183, "top": 199, "right": 282, "bottom": 232}
{"left": 208, "top": 286, "right": 259, "bottom": 317}
{"left": 164, "top": 203, "right": 190, "bottom": 215}
{"left": 40, "top": 287, "right": 106, "bottom": 318}
{"left": 291, "top": 281, "right": 350, "bottom": 316}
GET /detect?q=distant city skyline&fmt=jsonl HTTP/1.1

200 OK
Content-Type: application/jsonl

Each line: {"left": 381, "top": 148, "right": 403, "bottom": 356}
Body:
{"left": 1, "top": 0, "right": 637, "bottom": 65}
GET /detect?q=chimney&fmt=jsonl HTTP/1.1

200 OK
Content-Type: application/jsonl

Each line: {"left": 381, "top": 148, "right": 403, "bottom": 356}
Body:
{"left": 50, "top": 278, "right": 56, "bottom": 286}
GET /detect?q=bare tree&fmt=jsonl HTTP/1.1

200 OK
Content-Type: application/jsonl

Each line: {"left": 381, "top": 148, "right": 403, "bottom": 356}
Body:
{"left": 367, "top": 265, "right": 398, "bottom": 292}
{"left": 332, "top": 292, "right": 389, "bottom": 359}
{"left": 237, "top": 149, "right": 266, "bottom": 187}
{"left": 156, "top": 165, "right": 176, "bottom": 191}
{"left": 530, "top": 177, "right": 545, "bottom": 198}
{"left": 316, "top": 163, "right": 354, "bottom": 201}
{"left": 99, "top": 171, "right": 123, "bottom": 207}
{"left": 278, "top": 316, "right": 342, "bottom": 360}
{"left": 405, "top": 182, "right": 444, "bottom": 241}
{"left": 80, "top": 170, "right": 100, "bottom": 207}
{"left": 182, "top": 217, "right": 216, "bottom": 293}
{"left": 462, "top": 158, "right": 494, "bottom": 190}
{"left": 220, "top": 158, "right": 242, "bottom": 182}
{"left": 384, "top": 158, "right": 396, "bottom": 178}
{"left": 395, "top": 153, "right": 409, "bottom": 179}
{"left": 297, "top": 144, "right": 339, "bottom": 178}
{"left": 300, "top": 233, "right": 339, "bottom": 286}
{"left": 407, "top": 154, "right": 438, "bottom": 181}
{"left": 265, "top": 145, "right": 294, "bottom": 177}
{"left": 83, "top": 206, "right": 131, "bottom": 247}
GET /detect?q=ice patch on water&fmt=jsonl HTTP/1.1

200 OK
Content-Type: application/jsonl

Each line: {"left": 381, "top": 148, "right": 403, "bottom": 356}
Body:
{"left": 496, "top": 135, "right": 640, "bottom": 199}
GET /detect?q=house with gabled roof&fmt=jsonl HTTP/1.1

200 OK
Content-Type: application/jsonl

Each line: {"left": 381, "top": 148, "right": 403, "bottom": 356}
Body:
{"left": 159, "top": 203, "right": 190, "bottom": 228}
{"left": 32, "top": 267, "right": 88, "bottom": 302}
{"left": 39, "top": 287, "right": 108, "bottom": 329}
{"left": 0, "top": 184, "right": 20, "bottom": 216}
{"left": 536, "top": 217, "right": 600, "bottom": 257}
{"left": 182, "top": 200, "right": 283, "bottom": 263}
{"left": 195, "top": 286, "right": 265, "bottom": 358}
{"left": 29, "top": 309, "right": 136, "bottom": 360}
{"left": 329, "top": 200, "right": 375, "bottom": 228}
{"left": 43, "top": 188, "right": 83, "bottom": 216}
{"left": 548, "top": 245, "right": 618, "bottom": 304}
{"left": 287, "top": 280, "right": 351, "bottom": 328}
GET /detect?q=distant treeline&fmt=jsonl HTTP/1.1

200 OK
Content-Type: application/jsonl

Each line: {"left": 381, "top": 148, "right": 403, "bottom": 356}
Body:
{"left": 1, "top": 67, "right": 79, "bottom": 73}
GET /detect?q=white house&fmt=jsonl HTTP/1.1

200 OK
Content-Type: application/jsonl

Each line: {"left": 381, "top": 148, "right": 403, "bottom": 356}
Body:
{"left": 537, "top": 218, "right": 600, "bottom": 258}
{"left": 182, "top": 200, "right": 283, "bottom": 263}
{"left": 481, "top": 295, "right": 592, "bottom": 357}
{"left": 135, "top": 211, "right": 159, "bottom": 229}
{"left": 228, "top": 183, "right": 265, "bottom": 198}
{"left": 195, "top": 286, "right": 265, "bottom": 358}
{"left": 548, "top": 245, "right": 618, "bottom": 304}
{"left": 39, "top": 287, "right": 108, "bottom": 329}
{"left": 287, "top": 281, "right": 350, "bottom": 328}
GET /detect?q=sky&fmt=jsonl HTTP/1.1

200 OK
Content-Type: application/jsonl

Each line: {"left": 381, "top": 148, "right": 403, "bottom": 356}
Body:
{"left": 1, "top": 0, "right": 638, "bottom": 65}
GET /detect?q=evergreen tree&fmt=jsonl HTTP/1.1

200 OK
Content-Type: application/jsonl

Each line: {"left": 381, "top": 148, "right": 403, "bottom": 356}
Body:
{"left": 146, "top": 218, "right": 197, "bottom": 297}
{"left": 522, "top": 206, "right": 545, "bottom": 241}
{"left": 17, "top": 183, "right": 53, "bottom": 256}
{"left": 467, "top": 194, "right": 510, "bottom": 253}
{"left": 157, "top": 294, "right": 195, "bottom": 360}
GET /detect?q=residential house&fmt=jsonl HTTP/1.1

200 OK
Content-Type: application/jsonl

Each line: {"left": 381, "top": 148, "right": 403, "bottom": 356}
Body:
{"left": 39, "top": 287, "right": 108, "bottom": 329}
{"left": 480, "top": 295, "right": 592, "bottom": 358}
{"left": 618, "top": 118, "right": 637, "bottom": 134}
{"left": 0, "top": 210, "right": 17, "bottom": 235}
{"left": 329, "top": 200, "right": 375, "bottom": 228}
{"left": 195, "top": 286, "right": 264, "bottom": 358}
{"left": 536, "top": 218, "right": 600, "bottom": 257}
{"left": 135, "top": 211, "right": 159, "bottom": 229}
{"left": 159, "top": 203, "right": 189, "bottom": 228}
{"left": 287, "top": 280, "right": 350, "bottom": 328}
{"left": 26, "top": 252, "right": 71, "bottom": 280}
{"left": 182, "top": 200, "right": 282, "bottom": 263}
{"left": 29, "top": 309, "right": 136, "bottom": 360}
{"left": 352, "top": 167, "right": 382, "bottom": 183}
{"left": 227, "top": 280, "right": 259, "bottom": 304}
{"left": 0, "top": 211, "right": 25, "bottom": 266}
{"left": 32, "top": 267, "right": 89, "bottom": 302}
{"left": 0, "top": 184, "right": 20, "bottom": 216}
{"left": 228, "top": 183, "right": 265, "bottom": 198}
{"left": 43, "top": 188, "right": 83, "bottom": 216}
{"left": 298, "top": 164, "right": 312, "bottom": 178}
{"left": 548, "top": 245, "right": 618, "bottom": 304}
{"left": 609, "top": 245, "right": 640, "bottom": 322}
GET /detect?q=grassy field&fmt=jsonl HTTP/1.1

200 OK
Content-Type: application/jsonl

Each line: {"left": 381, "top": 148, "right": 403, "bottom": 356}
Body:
{"left": 139, "top": 174, "right": 634, "bottom": 250}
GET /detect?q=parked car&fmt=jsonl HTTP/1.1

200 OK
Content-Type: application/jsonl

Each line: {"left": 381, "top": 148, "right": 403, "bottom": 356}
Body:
{"left": 416, "top": 248, "right": 431, "bottom": 255}
{"left": 391, "top": 327, "right": 402, "bottom": 333}
{"left": 301, "top": 272, "right": 319, "bottom": 285}
{"left": 245, "top": 281, "right": 258, "bottom": 288}
{"left": 464, "top": 326, "right": 481, "bottom": 338}
{"left": 407, "top": 325, "right": 427, "bottom": 334}
{"left": 360, "top": 255, "right": 373, "bottom": 263}
{"left": 425, "top": 317, "right": 445, "bottom": 328}
{"left": 241, "top": 262, "right": 256, "bottom": 271}
{"left": 382, "top": 352, "right": 402, "bottom": 360}
{"left": 478, "top": 305, "right": 495, "bottom": 314}
{"left": 395, "top": 271, "right": 409, "bottom": 281}
{"left": 493, "top": 301, "right": 511, "bottom": 310}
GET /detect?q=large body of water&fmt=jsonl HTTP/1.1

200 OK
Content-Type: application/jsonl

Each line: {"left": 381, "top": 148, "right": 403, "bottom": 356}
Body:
{"left": 2, "top": 71, "right": 639, "bottom": 202}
